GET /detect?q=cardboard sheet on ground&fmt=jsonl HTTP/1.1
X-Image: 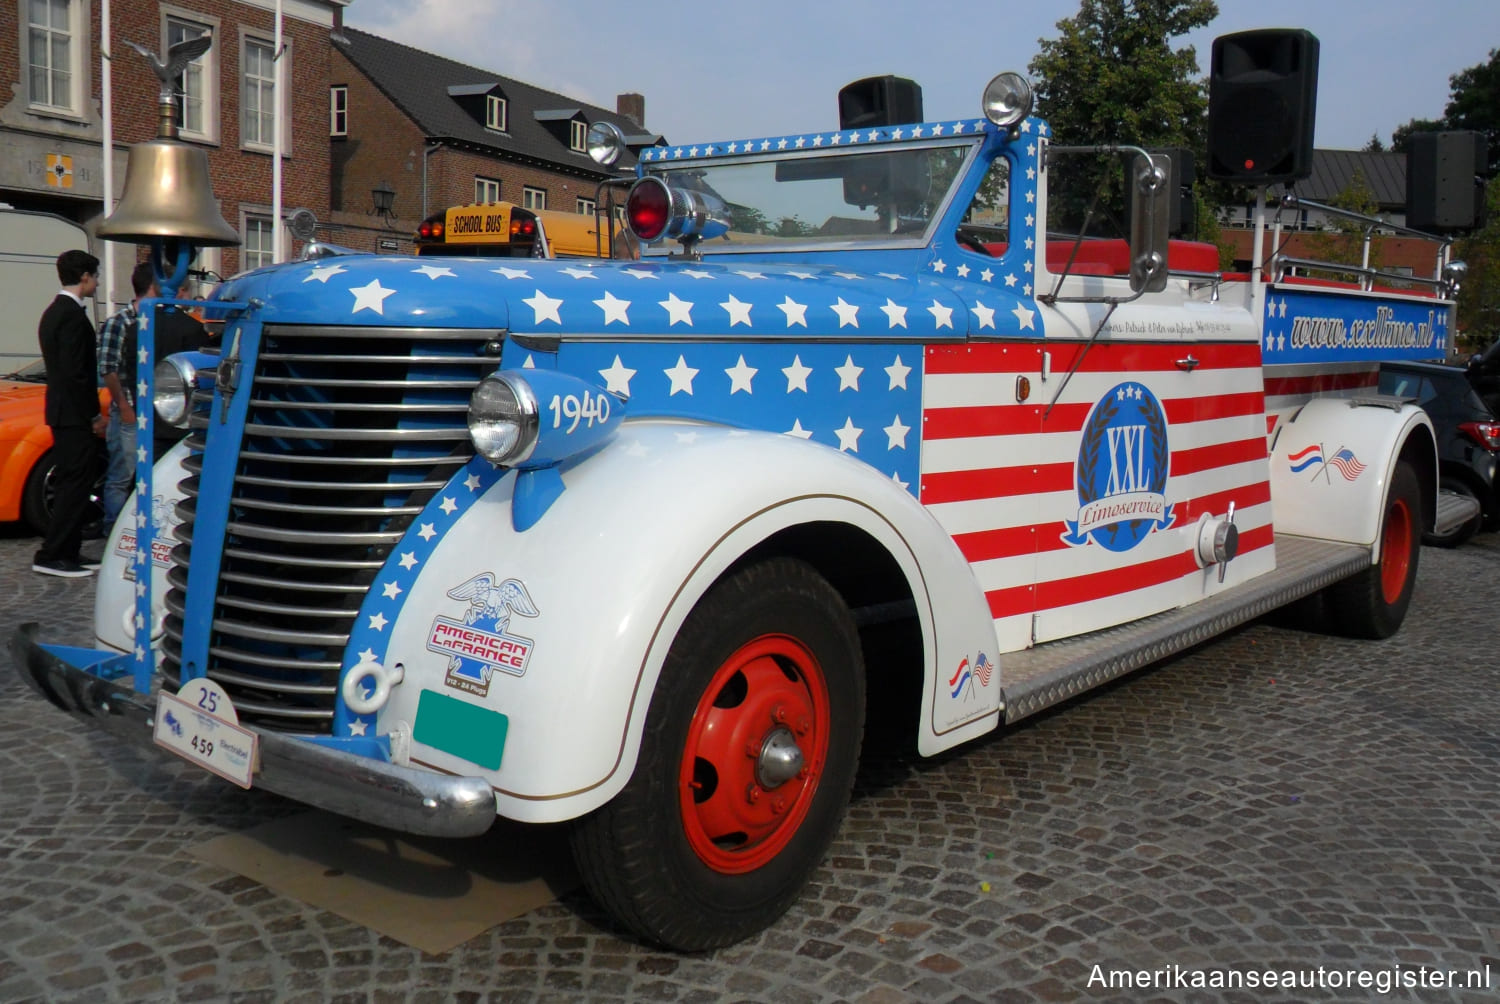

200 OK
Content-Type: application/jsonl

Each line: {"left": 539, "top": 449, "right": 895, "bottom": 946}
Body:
{"left": 189, "top": 810, "right": 576, "bottom": 955}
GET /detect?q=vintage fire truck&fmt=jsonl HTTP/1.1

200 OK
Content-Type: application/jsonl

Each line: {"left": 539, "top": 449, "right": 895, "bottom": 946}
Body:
{"left": 14, "top": 54, "right": 1475, "bottom": 951}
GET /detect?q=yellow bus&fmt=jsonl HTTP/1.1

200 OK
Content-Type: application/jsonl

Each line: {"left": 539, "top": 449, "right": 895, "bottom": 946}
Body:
{"left": 413, "top": 201, "right": 633, "bottom": 259}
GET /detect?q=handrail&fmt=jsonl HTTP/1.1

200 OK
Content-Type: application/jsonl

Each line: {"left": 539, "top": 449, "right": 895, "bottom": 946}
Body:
{"left": 1279, "top": 193, "right": 1454, "bottom": 245}
{"left": 1271, "top": 255, "right": 1447, "bottom": 292}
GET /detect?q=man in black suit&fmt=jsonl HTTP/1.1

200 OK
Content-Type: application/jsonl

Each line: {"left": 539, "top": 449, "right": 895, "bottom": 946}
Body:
{"left": 34, "top": 249, "right": 105, "bottom": 578}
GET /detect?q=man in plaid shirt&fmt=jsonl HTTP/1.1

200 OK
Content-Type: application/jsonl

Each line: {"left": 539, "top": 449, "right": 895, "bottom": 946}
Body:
{"left": 97, "top": 262, "right": 155, "bottom": 532}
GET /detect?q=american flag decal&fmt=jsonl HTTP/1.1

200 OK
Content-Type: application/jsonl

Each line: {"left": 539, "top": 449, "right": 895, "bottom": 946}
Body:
{"left": 1328, "top": 448, "right": 1366, "bottom": 481}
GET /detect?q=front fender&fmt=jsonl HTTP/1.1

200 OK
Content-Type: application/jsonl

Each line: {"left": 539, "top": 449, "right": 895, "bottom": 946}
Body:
{"left": 1270, "top": 396, "right": 1436, "bottom": 557}
{"left": 375, "top": 421, "right": 996, "bottom": 823}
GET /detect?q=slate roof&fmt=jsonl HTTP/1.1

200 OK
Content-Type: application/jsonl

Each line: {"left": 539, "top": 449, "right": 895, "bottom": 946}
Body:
{"left": 1296, "top": 150, "right": 1407, "bottom": 209}
{"left": 336, "top": 27, "right": 656, "bottom": 176}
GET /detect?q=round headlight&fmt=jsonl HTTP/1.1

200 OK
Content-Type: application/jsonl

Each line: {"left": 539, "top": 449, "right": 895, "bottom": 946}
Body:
{"left": 587, "top": 120, "right": 627, "bottom": 167}
{"left": 982, "top": 72, "right": 1034, "bottom": 128}
{"left": 153, "top": 355, "right": 198, "bottom": 429}
{"left": 469, "top": 374, "right": 539, "bottom": 465}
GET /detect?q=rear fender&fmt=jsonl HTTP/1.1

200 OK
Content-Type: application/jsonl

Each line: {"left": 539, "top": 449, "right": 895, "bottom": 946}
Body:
{"left": 377, "top": 421, "right": 997, "bottom": 823}
{"left": 1270, "top": 396, "right": 1436, "bottom": 558}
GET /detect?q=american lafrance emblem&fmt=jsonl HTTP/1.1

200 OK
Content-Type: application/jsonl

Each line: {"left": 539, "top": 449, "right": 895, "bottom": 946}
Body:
{"left": 1063, "top": 382, "right": 1174, "bottom": 552}
{"left": 427, "top": 573, "right": 540, "bottom": 697}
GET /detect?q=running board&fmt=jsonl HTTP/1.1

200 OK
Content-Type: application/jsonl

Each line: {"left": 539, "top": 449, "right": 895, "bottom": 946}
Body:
{"left": 1434, "top": 488, "right": 1482, "bottom": 537}
{"left": 999, "top": 535, "right": 1370, "bottom": 724}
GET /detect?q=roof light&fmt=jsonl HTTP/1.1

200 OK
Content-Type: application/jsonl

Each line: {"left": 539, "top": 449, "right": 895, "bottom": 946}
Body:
{"left": 587, "top": 121, "right": 627, "bottom": 166}
{"left": 982, "top": 72, "right": 1033, "bottom": 128}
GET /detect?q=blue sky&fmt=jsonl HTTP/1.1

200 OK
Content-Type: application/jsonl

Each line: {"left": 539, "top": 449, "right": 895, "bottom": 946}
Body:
{"left": 342, "top": 0, "right": 1498, "bottom": 152}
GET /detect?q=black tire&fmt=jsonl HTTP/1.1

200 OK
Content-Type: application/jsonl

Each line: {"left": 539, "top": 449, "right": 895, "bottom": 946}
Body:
{"left": 569, "top": 557, "right": 865, "bottom": 951}
{"left": 20, "top": 449, "right": 56, "bottom": 535}
{"left": 1327, "top": 460, "right": 1421, "bottom": 639}
{"left": 1424, "top": 475, "right": 1481, "bottom": 548}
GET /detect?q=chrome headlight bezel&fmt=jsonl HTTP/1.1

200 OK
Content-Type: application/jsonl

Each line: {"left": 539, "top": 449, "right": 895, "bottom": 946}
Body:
{"left": 153, "top": 354, "right": 199, "bottom": 429}
{"left": 468, "top": 373, "right": 540, "bottom": 465}
{"left": 982, "top": 72, "right": 1034, "bottom": 128}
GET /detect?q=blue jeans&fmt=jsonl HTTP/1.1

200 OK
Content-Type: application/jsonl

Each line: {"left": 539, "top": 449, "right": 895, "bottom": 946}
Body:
{"left": 103, "top": 406, "right": 138, "bottom": 529}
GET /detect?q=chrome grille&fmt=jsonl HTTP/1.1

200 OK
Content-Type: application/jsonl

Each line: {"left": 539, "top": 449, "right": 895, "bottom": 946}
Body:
{"left": 162, "top": 325, "right": 497, "bottom": 733}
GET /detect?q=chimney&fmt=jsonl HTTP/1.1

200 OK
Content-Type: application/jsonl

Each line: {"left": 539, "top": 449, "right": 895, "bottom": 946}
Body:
{"left": 616, "top": 93, "right": 645, "bottom": 130}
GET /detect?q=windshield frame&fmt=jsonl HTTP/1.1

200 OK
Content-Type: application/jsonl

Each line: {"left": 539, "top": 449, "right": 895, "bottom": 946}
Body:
{"left": 638, "top": 136, "right": 985, "bottom": 257}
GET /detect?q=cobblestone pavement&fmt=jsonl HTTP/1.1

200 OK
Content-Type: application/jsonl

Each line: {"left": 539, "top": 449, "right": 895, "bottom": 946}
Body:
{"left": 3, "top": 523, "right": 1500, "bottom": 1004}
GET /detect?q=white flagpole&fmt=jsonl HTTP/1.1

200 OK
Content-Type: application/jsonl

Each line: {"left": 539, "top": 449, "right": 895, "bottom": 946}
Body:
{"left": 271, "top": 0, "right": 285, "bottom": 262}
{"left": 100, "top": 0, "right": 115, "bottom": 309}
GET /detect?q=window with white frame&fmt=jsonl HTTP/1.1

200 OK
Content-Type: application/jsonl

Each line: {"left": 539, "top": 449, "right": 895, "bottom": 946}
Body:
{"left": 243, "top": 216, "right": 274, "bottom": 271}
{"left": 523, "top": 187, "right": 546, "bottom": 211}
{"left": 475, "top": 176, "right": 501, "bottom": 203}
{"left": 165, "top": 14, "right": 215, "bottom": 141}
{"left": 570, "top": 120, "right": 587, "bottom": 152}
{"left": 330, "top": 85, "right": 347, "bottom": 137}
{"left": 576, "top": 197, "right": 596, "bottom": 216}
{"left": 242, "top": 34, "right": 290, "bottom": 150}
{"left": 27, "top": 0, "right": 83, "bottom": 114}
{"left": 486, "top": 94, "right": 508, "bottom": 131}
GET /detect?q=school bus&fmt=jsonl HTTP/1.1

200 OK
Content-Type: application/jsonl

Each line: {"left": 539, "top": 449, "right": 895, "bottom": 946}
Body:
{"left": 413, "top": 201, "right": 633, "bottom": 259}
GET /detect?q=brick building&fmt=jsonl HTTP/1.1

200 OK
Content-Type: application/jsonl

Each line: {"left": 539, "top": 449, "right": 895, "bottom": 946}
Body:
{"left": 0, "top": 0, "right": 343, "bottom": 307}
{"left": 325, "top": 24, "right": 657, "bottom": 254}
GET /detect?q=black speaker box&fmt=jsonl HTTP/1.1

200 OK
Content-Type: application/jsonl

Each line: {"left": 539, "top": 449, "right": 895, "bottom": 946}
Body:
{"left": 1406, "top": 131, "right": 1485, "bottom": 233}
{"left": 1207, "top": 29, "right": 1319, "bottom": 184}
{"left": 838, "top": 76, "right": 923, "bottom": 131}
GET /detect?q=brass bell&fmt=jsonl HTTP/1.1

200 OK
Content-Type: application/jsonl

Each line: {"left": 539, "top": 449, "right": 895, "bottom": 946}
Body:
{"left": 98, "top": 35, "right": 240, "bottom": 248}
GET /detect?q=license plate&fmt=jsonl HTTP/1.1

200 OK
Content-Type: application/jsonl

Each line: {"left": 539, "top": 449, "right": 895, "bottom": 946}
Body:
{"left": 153, "top": 679, "right": 259, "bottom": 789}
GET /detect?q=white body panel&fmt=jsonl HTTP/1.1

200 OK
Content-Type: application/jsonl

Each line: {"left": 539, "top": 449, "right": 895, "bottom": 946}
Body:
{"left": 374, "top": 422, "right": 997, "bottom": 823}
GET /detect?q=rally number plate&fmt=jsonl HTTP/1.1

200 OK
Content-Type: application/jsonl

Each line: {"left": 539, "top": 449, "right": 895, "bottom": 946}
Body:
{"left": 153, "top": 680, "right": 259, "bottom": 789}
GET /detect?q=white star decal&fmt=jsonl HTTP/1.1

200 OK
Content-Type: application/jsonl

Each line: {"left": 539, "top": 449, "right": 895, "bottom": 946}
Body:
{"left": 137, "top": 445, "right": 147, "bottom": 463}
{"left": 783, "top": 355, "right": 812, "bottom": 393}
{"left": 348, "top": 720, "right": 368, "bottom": 737}
{"left": 721, "top": 295, "right": 753, "bottom": 327}
{"left": 595, "top": 290, "right": 631, "bottom": 325}
{"left": 560, "top": 266, "right": 599, "bottom": 280}
{"left": 304, "top": 263, "right": 347, "bottom": 283}
{"left": 368, "top": 612, "right": 388, "bottom": 631}
{"left": 417, "top": 522, "right": 436, "bottom": 542}
{"left": 956, "top": 263, "right": 970, "bottom": 278}
{"left": 885, "top": 356, "right": 911, "bottom": 390}
{"left": 1012, "top": 305, "right": 1037, "bottom": 331}
{"left": 834, "top": 271, "right": 861, "bottom": 280}
{"left": 664, "top": 355, "right": 699, "bottom": 395}
{"left": 599, "top": 355, "right": 636, "bottom": 396}
{"left": 523, "top": 289, "right": 563, "bottom": 325}
{"left": 777, "top": 296, "right": 808, "bottom": 327}
{"left": 931, "top": 259, "right": 947, "bottom": 274}
{"left": 971, "top": 301, "right": 996, "bottom": 329}
{"left": 1278, "top": 299, "right": 1288, "bottom": 318}
{"left": 835, "top": 355, "right": 863, "bottom": 391}
{"left": 350, "top": 279, "right": 396, "bottom": 315}
{"left": 734, "top": 269, "right": 767, "bottom": 280}
{"left": 660, "top": 292, "right": 694, "bottom": 326}
{"left": 834, "top": 418, "right": 863, "bottom": 453}
{"left": 928, "top": 300, "right": 954, "bottom": 330}
{"left": 788, "top": 270, "right": 818, "bottom": 280}
{"left": 622, "top": 268, "right": 659, "bottom": 280}
{"left": 981, "top": 268, "right": 994, "bottom": 283}
{"left": 522, "top": 355, "right": 536, "bottom": 369}
{"left": 786, "top": 419, "right": 813, "bottom": 439}
{"left": 399, "top": 551, "right": 418, "bottom": 570}
{"left": 411, "top": 264, "right": 455, "bottom": 280}
{"left": 880, "top": 299, "right": 908, "bottom": 328}
{"left": 464, "top": 473, "right": 482, "bottom": 491}
{"left": 884, "top": 416, "right": 911, "bottom": 450}
{"left": 725, "top": 355, "right": 758, "bottom": 394}
{"left": 1004, "top": 273, "right": 1018, "bottom": 288}
{"left": 137, "top": 346, "right": 149, "bottom": 365}
{"left": 439, "top": 496, "right": 458, "bottom": 515}
{"left": 831, "top": 297, "right": 860, "bottom": 328}
{"left": 382, "top": 581, "right": 402, "bottom": 599}
{"left": 492, "top": 266, "right": 531, "bottom": 280}
{"left": 681, "top": 269, "right": 715, "bottom": 280}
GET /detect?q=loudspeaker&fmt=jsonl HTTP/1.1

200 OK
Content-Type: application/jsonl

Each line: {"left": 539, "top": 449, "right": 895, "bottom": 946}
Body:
{"left": 838, "top": 76, "right": 923, "bottom": 131}
{"left": 1407, "top": 131, "right": 1485, "bottom": 232}
{"left": 1207, "top": 29, "right": 1319, "bottom": 184}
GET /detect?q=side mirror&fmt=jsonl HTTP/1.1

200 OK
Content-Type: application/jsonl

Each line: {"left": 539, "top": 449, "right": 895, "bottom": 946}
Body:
{"left": 1128, "top": 152, "right": 1171, "bottom": 293}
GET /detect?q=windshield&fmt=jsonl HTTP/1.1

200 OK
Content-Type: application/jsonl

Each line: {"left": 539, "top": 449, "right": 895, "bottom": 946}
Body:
{"left": 643, "top": 141, "right": 977, "bottom": 252}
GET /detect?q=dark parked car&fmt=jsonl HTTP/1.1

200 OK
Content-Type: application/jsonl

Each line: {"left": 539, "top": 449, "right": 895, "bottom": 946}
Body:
{"left": 1379, "top": 360, "right": 1500, "bottom": 547}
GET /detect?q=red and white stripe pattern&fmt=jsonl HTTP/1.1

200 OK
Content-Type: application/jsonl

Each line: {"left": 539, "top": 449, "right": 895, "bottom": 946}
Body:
{"left": 1262, "top": 362, "right": 1378, "bottom": 440}
{"left": 920, "top": 340, "right": 1276, "bottom": 652}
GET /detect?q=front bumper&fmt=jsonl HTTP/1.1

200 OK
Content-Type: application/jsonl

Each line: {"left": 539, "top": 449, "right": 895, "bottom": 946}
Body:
{"left": 10, "top": 623, "right": 498, "bottom": 839}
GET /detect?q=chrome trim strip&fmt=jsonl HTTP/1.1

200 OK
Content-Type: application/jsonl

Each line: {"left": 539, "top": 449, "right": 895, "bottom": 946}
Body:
{"left": 242, "top": 424, "right": 472, "bottom": 442}
{"left": 223, "top": 521, "right": 404, "bottom": 545}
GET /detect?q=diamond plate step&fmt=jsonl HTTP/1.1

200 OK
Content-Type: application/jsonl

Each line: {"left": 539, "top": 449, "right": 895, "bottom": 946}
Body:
{"left": 1000, "top": 535, "right": 1371, "bottom": 723}
{"left": 1434, "top": 488, "right": 1482, "bottom": 536}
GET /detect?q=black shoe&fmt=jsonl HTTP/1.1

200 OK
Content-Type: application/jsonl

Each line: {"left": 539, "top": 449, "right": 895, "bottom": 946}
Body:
{"left": 32, "top": 557, "right": 95, "bottom": 578}
{"left": 81, "top": 520, "right": 105, "bottom": 540}
{"left": 78, "top": 553, "right": 103, "bottom": 570}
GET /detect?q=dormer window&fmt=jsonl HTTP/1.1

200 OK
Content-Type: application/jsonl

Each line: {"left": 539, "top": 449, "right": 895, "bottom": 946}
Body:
{"left": 487, "top": 94, "right": 507, "bottom": 132}
{"left": 570, "top": 119, "right": 587, "bottom": 152}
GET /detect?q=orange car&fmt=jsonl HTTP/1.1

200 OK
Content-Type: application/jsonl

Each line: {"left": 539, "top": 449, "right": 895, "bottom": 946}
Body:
{"left": 0, "top": 360, "right": 107, "bottom": 535}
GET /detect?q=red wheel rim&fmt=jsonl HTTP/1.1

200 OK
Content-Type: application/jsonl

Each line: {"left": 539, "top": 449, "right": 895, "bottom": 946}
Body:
{"left": 1380, "top": 496, "right": 1413, "bottom": 605}
{"left": 677, "top": 634, "right": 830, "bottom": 874}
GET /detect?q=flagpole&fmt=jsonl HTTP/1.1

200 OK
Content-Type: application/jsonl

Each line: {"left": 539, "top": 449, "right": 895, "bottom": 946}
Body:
{"left": 100, "top": 0, "right": 116, "bottom": 309}
{"left": 271, "top": 0, "right": 285, "bottom": 262}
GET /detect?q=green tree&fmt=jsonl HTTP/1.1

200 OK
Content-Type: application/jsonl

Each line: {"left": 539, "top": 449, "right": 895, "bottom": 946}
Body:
{"left": 1442, "top": 48, "right": 1500, "bottom": 174}
{"left": 1303, "top": 169, "right": 1382, "bottom": 282}
{"left": 1454, "top": 177, "right": 1500, "bottom": 349}
{"left": 1028, "top": 0, "right": 1218, "bottom": 236}
{"left": 1391, "top": 117, "right": 1446, "bottom": 154}
{"left": 1362, "top": 134, "right": 1386, "bottom": 153}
